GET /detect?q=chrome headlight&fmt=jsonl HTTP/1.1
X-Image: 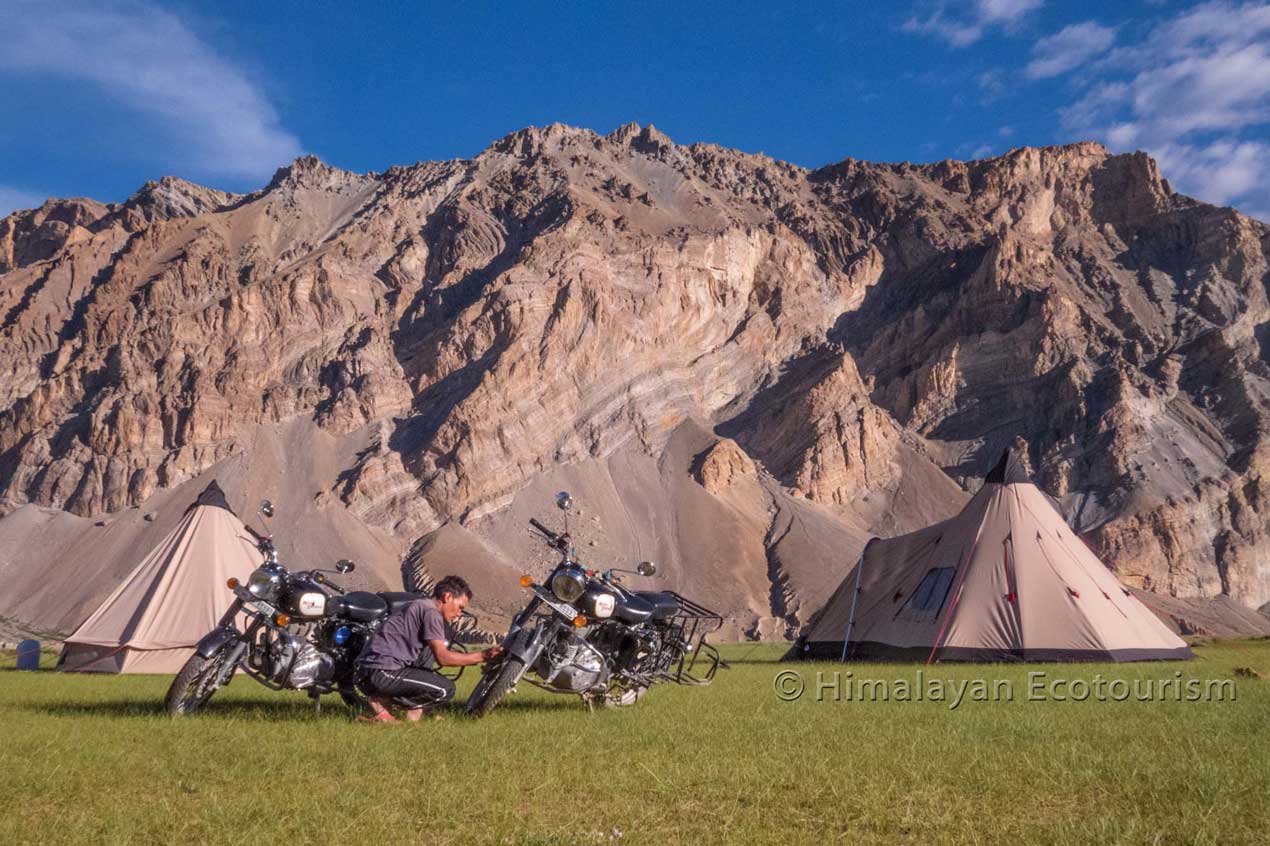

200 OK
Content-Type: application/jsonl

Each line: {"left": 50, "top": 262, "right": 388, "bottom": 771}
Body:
{"left": 550, "top": 567, "right": 587, "bottom": 604}
{"left": 247, "top": 567, "right": 281, "bottom": 600}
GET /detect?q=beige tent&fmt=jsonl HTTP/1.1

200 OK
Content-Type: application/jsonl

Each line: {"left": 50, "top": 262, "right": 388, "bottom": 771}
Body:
{"left": 793, "top": 450, "right": 1193, "bottom": 662}
{"left": 58, "top": 482, "right": 260, "bottom": 673}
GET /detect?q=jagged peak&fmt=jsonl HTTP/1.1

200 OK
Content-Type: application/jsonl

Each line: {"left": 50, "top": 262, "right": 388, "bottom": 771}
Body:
{"left": 487, "top": 123, "right": 600, "bottom": 157}
{"left": 263, "top": 154, "right": 369, "bottom": 194}
{"left": 123, "top": 176, "right": 240, "bottom": 221}
{"left": 606, "top": 122, "right": 674, "bottom": 152}
{"left": 0, "top": 195, "right": 109, "bottom": 234}
{"left": 2, "top": 195, "right": 105, "bottom": 222}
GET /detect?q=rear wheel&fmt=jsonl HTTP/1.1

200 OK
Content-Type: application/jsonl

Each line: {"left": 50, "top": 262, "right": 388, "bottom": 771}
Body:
{"left": 464, "top": 656, "right": 525, "bottom": 718}
{"left": 165, "top": 650, "right": 230, "bottom": 716}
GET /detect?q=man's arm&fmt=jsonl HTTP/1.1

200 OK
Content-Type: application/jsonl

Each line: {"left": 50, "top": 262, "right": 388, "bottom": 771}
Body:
{"left": 429, "top": 640, "right": 503, "bottom": 667}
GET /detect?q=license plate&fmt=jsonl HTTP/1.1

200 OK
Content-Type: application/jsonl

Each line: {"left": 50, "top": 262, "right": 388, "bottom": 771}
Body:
{"left": 233, "top": 587, "right": 278, "bottom": 620}
{"left": 530, "top": 586, "right": 579, "bottom": 620}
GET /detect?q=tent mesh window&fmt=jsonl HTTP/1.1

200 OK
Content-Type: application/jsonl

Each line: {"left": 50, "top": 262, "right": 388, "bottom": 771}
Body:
{"left": 901, "top": 567, "right": 956, "bottom": 622}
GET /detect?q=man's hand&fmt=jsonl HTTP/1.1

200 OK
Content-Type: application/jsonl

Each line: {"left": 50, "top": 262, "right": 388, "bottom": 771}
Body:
{"left": 481, "top": 646, "right": 505, "bottom": 663}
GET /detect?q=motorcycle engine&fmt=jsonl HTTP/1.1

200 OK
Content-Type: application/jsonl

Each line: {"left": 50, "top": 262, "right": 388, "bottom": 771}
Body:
{"left": 541, "top": 637, "right": 607, "bottom": 693}
{"left": 263, "top": 632, "right": 301, "bottom": 684}
{"left": 286, "top": 642, "right": 336, "bottom": 689}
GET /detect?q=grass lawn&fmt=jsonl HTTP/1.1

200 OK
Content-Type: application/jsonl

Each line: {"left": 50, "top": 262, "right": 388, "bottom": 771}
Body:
{"left": 2, "top": 640, "right": 1269, "bottom": 845}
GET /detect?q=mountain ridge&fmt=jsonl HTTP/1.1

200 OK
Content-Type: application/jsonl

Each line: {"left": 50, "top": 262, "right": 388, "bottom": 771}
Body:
{"left": 2, "top": 124, "right": 1268, "bottom": 638}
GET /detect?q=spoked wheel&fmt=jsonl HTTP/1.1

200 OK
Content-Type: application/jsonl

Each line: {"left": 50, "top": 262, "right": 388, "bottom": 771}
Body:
{"left": 464, "top": 656, "right": 525, "bottom": 718}
{"left": 165, "top": 650, "right": 230, "bottom": 716}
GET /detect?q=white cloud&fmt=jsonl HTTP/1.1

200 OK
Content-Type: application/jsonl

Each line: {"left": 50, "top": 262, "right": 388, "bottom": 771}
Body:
{"left": 1151, "top": 140, "right": 1269, "bottom": 205}
{"left": 0, "top": 186, "right": 46, "bottom": 218}
{"left": 1045, "top": 1, "right": 1270, "bottom": 218}
{"left": 976, "top": 69, "right": 1008, "bottom": 100}
{"left": 970, "top": 143, "right": 995, "bottom": 158}
{"left": 904, "top": 0, "right": 1044, "bottom": 47}
{"left": 1025, "top": 21, "right": 1117, "bottom": 78}
{"left": 0, "top": 1, "right": 302, "bottom": 181}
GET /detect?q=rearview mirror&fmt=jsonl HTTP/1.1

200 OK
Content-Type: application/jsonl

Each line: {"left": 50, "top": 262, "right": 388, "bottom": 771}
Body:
{"left": 259, "top": 500, "right": 274, "bottom": 518}
{"left": 335, "top": 559, "right": 355, "bottom": 574}
{"left": 637, "top": 560, "right": 657, "bottom": 577}
{"left": 555, "top": 491, "right": 573, "bottom": 512}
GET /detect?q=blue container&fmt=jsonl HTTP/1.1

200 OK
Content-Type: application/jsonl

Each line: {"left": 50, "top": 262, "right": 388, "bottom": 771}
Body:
{"left": 15, "top": 640, "right": 40, "bottom": 671}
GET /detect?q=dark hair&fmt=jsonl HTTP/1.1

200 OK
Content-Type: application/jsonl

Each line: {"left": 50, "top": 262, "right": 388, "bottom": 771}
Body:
{"left": 433, "top": 575, "right": 472, "bottom": 602}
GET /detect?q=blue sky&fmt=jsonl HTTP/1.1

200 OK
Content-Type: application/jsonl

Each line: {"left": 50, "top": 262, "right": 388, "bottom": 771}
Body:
{"left": 1, "top": 0, "right": 1268, "bottom": 219}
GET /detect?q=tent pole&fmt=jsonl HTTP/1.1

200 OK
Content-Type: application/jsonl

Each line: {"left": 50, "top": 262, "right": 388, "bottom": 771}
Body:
{"left": 840, "top": 550, "right": 866, "bottom": 662}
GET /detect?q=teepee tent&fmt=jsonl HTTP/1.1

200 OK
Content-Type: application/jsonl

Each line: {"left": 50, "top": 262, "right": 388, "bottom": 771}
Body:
{"left": 58, "top": 482, "right": 260, "bottom": 673}
{"left": 794, "top": 449, "right": 1193, "bottom": 663}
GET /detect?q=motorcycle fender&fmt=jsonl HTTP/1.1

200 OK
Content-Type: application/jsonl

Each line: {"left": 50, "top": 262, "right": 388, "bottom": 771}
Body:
{"left": 504, "top": 625, "right": 547, "bottom": 668}
{"left": 195, "top": 627, "right": 241, "bottom": 659}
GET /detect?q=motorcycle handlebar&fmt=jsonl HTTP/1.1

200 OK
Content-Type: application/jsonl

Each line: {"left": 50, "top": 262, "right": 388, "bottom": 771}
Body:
{"left": 528, "top": 518, "right": 571, "bottom": 552}
{"left": 306, "top": 571, "right": 346, "bottom": 594}
{"left": 529, "top": 518, "right": 558, "bottom": 540}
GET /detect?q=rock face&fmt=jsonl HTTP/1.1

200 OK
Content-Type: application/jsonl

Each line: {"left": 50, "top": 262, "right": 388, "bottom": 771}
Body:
{"left": 2, "top": 123, "right": 1269, "bottom": 635}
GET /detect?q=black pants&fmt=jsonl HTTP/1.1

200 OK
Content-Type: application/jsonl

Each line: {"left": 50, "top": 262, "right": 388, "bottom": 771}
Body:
{"left": 360, "top": 667, "right": 456, "bottom": 710}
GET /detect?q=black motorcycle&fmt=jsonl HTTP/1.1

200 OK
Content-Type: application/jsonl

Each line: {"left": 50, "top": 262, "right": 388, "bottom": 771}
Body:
{"left": 465, "top": 492, "right": 723, "bottom": 717}
{"left": 164, "top": 500, "right": 432, "bottom": 716}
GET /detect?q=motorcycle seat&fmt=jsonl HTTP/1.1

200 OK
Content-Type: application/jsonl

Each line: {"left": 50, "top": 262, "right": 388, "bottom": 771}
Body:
{"left": 634, "top": 591, "right": 680, "bottom": 622}
{"left": 330, "top": 591, "right": 389, "bottom": 623}
{"left": 378, "top": 591, "right": 429, "bottom": 614}
{"left": 613, "top": 593, "right": 655, "bottom": 624}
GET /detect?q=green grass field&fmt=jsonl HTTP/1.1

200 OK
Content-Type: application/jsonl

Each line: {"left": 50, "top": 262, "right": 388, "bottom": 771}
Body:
{"left": 3, "top": 640, "right": 1269, "bottom": 845}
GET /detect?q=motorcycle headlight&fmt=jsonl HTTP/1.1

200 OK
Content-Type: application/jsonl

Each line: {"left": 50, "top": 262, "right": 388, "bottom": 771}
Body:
{"left": 550, "top": 567, "right": 587, "bottom": 604}
{"left": 247, "top": 567, "right": 281, "bottom": 599}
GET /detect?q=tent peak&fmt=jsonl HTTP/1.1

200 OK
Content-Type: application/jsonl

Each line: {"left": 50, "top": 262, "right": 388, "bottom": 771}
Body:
{"left": 984, "top": 448, "right": 1031, "bottom": 485}
{"left": 186, "top": 480, "right": 234, "bottom": 515}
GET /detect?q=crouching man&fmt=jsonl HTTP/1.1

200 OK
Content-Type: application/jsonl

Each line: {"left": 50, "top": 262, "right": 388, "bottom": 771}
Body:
{"left": 356, "top": 575, "right": 502, "bottom": 723}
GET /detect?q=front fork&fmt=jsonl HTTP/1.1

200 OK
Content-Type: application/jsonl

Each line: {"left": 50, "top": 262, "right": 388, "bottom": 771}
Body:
{"left": 493, "top": 597, "right": 560, "bottom": 685}
{"left": 507, "top": 596, "right": 543, "bottom": 636}
{"left": 194, "top": 598, "right": 258, "bottom": 687}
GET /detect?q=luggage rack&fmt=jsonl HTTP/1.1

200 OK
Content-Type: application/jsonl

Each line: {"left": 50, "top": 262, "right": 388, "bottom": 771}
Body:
{"left": 659, "top": 591, "right": 726, "bottom": 685}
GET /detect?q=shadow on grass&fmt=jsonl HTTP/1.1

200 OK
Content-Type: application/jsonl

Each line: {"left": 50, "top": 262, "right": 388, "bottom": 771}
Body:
{"left": 28, "top": 698, "right": 356, "bottom": 722}
{"left": 26, "top": 694, "right": 583, "bottom": 721}
{"left": 474, "top": 696, "right": 584, "bottom": 714}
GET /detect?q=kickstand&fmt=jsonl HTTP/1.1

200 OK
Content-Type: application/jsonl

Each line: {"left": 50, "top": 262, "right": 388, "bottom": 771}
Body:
{"left": 309, "top": 689, "right": 321, "bottom": 715}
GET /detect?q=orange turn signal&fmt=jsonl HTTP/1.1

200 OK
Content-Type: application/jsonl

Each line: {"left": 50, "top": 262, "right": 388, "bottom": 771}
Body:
{"left": 274, "top": 613, "right": 290, "bottom": 627}
{"left": 572, "top": 615, "right": 588, "bottom": 628}
{"left": 226, "top": 578, "right": 240, "bottom": 590}
{"left": 519, "top": 574, "right": 534, "bottom": 588}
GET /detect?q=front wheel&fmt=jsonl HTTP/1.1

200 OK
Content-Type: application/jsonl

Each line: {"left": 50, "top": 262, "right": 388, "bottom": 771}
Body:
{"left": 464, "top": 656, "right": 526, "bottom": 718}
{"left": 165, "top": 650, "right": 230, "bottom": 716}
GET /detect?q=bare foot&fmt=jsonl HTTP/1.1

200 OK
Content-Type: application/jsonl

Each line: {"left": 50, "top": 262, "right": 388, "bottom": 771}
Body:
{"left": 358, "top": 711, "right": 397, "bottom": 724}
{"left": 363, "top": 697, "right": 397, "bottom": 723}
{"left": 403, "top": 707, "right": 425, "bottom": 722}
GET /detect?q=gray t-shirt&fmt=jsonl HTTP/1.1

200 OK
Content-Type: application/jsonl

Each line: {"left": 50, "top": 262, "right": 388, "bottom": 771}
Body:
{"left": 358, "top": 598, "right": 447, "bottom": 671}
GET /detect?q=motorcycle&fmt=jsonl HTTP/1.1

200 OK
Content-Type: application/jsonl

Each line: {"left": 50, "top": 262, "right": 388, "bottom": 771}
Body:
{"left": 164, "top": 499, "right": 435, "bottom": 716}
{"left": 465, "top": 492, "right": 723, "bottom": 717}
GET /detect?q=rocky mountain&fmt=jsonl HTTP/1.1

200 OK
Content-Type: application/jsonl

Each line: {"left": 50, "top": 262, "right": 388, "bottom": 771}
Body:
{"left": 1, "top": 123, "right": 1268, "bottom": 638}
